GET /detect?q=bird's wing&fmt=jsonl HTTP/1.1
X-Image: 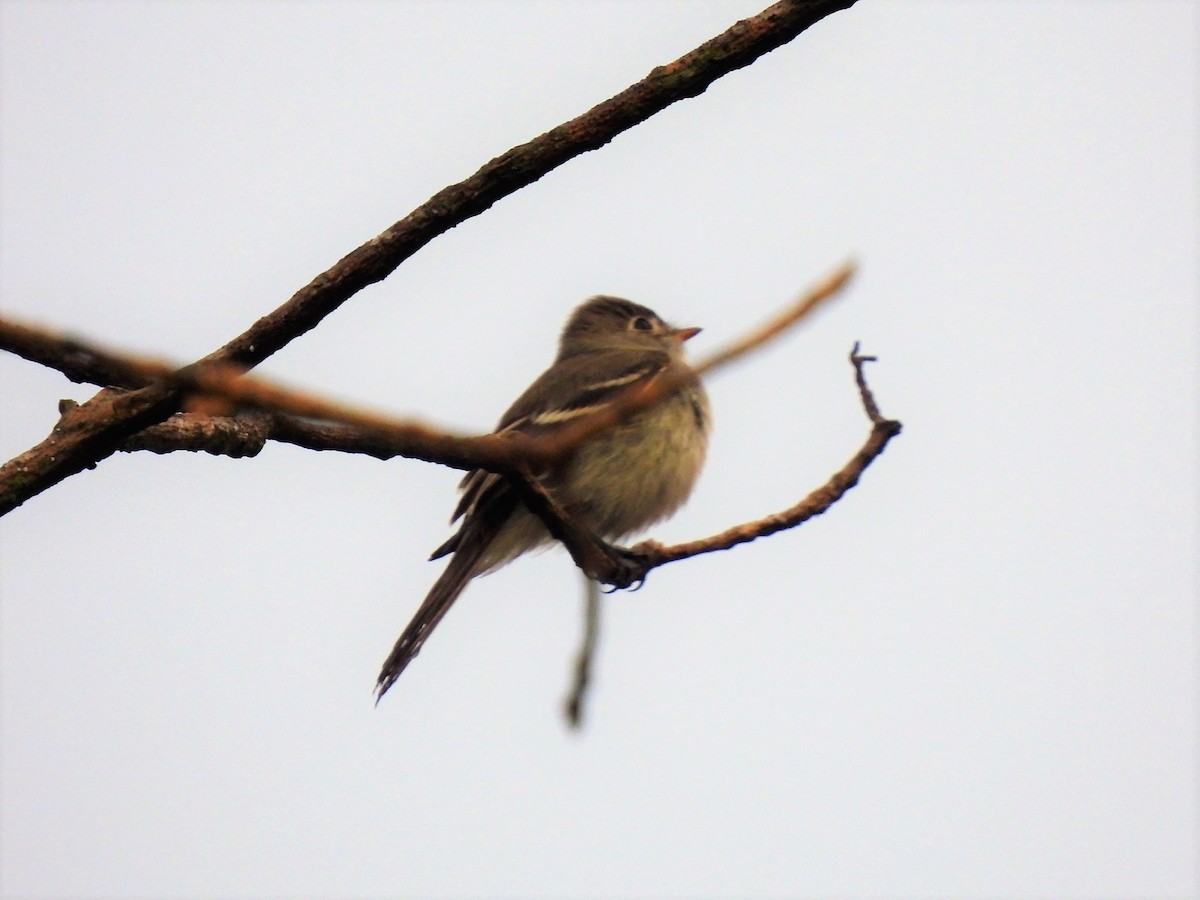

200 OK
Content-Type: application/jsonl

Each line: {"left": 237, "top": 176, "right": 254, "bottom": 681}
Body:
{"left": 441, "top": 350, "right": 669, "bottom": 537}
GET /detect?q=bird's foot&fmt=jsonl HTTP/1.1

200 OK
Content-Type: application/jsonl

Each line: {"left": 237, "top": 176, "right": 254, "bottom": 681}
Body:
{"left": 596, "top": 539, "right": 664, "bottom": 592}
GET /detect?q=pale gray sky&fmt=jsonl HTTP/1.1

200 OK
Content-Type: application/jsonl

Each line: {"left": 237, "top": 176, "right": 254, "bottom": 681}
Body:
{"left": 1, "top": 2, "right": 1196, "bottom": 897}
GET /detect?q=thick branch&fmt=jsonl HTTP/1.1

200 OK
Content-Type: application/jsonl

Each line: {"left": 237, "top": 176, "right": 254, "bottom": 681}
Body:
{"left": 119, "top": 412, "right": 272, "bottom": 457}
{"left": 209, "top": 0, "right": 860, "bottom": 370}
{"left": 0, "top": 384, "right": 179, "bottom": 514}
{"left": 0, "top": 0, "right": 857, "bottom": 516}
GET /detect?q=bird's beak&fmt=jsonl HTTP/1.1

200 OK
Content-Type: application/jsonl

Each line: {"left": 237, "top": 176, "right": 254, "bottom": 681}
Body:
{"left": 672, "top": 326, "right": 702, "bottom": 342}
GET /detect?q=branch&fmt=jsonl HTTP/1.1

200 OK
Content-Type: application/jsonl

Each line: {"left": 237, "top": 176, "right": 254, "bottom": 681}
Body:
{"left": 118, "top": 411, "right": 273, "bottom": 457}
{"left": 0, "top": 318, "right": 149, "bottom": 390}
{"left": 0, "top": 318, "right": 410, "bottom": 461}
{"left": 562, "top": 341, "right": 899, "bottom": 588}
{"left": 487, "top": 262, "right": 857, "bottom": 587}
{"left": 559, "top": 344, "right": 902, "bottom": 725}
{"left": 634, "top": 344, "right": 900, "bottom": 572}
{"left": 519, "top": 261, "right": 856, "bottom": 469}
{"left": 207, "top": 0, "right": 862, "bottom": 371}
{"left": 0, "top": 259, "right": 854, "bottom": 520}
{"left": 0, "top": 0, "right": 857, "bottom": 516}
{"left": 563, "top": 578, "right": 602, "bottom": 730}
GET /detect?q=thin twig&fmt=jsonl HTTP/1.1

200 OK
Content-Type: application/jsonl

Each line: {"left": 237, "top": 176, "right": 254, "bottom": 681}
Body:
{"left": 563, "top": 578, "right": 602, "bottom": 729}
{"left": 498, "top": 260, "right": 857, "bottom": 469}
{"left": 558, "top": 344, "right": 901, "bottom": 719}
{"left": 634, "top": 344, "right": 900, "bottom": 570}
{"left": 694, "top": 261, "right": 854, "bottom": 376}
{"left": 850, "top": 340, "right": 885, "bottom": 423}
{"left": 0, "top": 318, "right": 150, "bottom": 390}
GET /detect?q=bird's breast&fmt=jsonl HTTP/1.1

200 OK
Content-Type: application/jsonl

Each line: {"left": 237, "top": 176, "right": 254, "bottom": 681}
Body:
{"left": 558, "top": 386, "right": 710, "bottom": 540}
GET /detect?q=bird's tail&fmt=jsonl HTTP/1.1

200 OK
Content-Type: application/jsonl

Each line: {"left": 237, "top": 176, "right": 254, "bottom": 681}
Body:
{"left": 374, "top": 534, "right": 489, "bottom": 702}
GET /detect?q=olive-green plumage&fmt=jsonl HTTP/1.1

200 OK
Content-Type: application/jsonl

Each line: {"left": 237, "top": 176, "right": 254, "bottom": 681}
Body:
{"left": 375, "top": 297, "right": 710, "bottom": 699}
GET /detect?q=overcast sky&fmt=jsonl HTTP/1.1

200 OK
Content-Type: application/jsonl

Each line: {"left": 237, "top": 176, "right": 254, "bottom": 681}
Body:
{"left": 1, "top": 2, "right": 1196, "bottom": 897}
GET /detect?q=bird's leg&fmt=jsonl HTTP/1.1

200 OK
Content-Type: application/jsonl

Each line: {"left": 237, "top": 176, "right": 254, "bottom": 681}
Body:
{"left": 591, "top": 537, "right": 664, "bottom": 592}
{"left": 507, "top": 468, "right": 663, "bottom": 592}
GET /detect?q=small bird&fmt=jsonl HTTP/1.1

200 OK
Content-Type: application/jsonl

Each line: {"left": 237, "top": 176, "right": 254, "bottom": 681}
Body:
{"left": 375, "top": 296, "right": 710, "bottom": 699}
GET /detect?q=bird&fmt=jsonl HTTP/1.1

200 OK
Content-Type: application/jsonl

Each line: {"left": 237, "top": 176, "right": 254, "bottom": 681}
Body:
{"left": 375, "top": 295, "right": 710, "bottom": 700}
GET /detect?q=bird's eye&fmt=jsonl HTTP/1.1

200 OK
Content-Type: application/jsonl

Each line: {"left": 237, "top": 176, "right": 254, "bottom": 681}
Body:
{"left": 631, "top": 316, "right": 654, "bottom": 332}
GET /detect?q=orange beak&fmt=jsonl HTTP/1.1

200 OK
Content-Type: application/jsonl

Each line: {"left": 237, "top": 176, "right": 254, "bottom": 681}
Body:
{"left": 672, "top": 326, "right": 702, "bottom": 342}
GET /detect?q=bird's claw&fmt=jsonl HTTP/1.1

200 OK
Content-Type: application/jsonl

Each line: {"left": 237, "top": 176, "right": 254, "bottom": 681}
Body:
{"left": 596, "top": 542, "right": 656, "bottom": 592}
